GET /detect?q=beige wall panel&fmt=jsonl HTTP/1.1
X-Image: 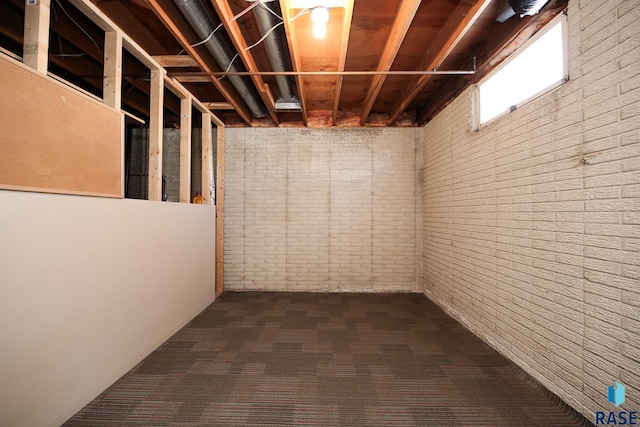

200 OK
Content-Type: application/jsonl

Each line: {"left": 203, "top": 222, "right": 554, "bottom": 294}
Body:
{"left": 0, "top": 56, "right": 123, "bottom": 197}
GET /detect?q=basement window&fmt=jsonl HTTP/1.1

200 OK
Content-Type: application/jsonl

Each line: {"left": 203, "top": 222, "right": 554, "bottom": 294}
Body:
{"left": 476, "top": 13, "right": 568, "bottom": 126}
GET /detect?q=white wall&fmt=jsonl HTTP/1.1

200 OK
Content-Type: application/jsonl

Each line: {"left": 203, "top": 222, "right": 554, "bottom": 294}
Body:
{"left": 419, "top": 0, "right": 639, "bottom": 420}
{"left": 0, "top": 190, "right": 216, "bottom": 427}
{"left": 224, "top": 128, "right": 418, "bottom": 292}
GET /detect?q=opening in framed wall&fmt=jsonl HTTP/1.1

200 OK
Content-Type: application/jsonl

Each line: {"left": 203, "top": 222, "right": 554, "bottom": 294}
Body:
{"left": 475, "top": 12, "right": 568, "bottom": 127}
{"left": 0, "top": 0, "right": 25, "bottom": 60}
{"left": 48, "top": 0, "right": 105, "bottom": 99}
{"left": 123, "top": 48, "right": 152, "bottom": 200}
{"left": 161, "top": 87, "right": 182, "bottom": 203}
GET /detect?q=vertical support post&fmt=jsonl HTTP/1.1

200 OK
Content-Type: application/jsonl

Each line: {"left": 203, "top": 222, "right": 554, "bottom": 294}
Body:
{"left": 201, "top": 112, "right": 213, "bottom": 205}
{"left": 103, "top": 31, "right": 123, "bottom": 110}
{"left": 148, "top": 69, "right": 164, "bottom": 201}
{"left": 215, "top": 126, "right": 225, "bottom": 297}
{"left": 23, "top": 0, "right": 51, "bottom": 73}
{"left": 179, "top": 97, "right": 192, "bottom": 203}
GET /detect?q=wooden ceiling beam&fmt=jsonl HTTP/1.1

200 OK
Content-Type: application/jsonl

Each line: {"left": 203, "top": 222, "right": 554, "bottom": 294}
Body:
{"left": 175, "top": 75, "right": 211, "bottom": 83}
{"left": 331, "top": 0, "right": 355, "bottom": 125}
{"left": 86, "top": 0, "right": 168, "bottom": 54}
{"left": 152, "top": 55, "right": 199, "bottom": 67}
{"left": 417, "top": 0, "right": 568, "bottom": 124}
{"left": 203, "top": 102, "right": 235, "bottom": 110}
{"left": 45, "top": 6, "right": 163, "bottom": 110}
{"left": 359, "top": 0, "right": 421, "bottom": 126}
{"left": 144, "top": 0, "right": 253, "bottom": 125}
{"left": 209, "top": 0, "right": 279, "bottom": 125}
{"left": 388, "top": 0, "right": 491, "bottom": 125}
{"left": 279, "top": 0, "right": 308, "bottom": 125}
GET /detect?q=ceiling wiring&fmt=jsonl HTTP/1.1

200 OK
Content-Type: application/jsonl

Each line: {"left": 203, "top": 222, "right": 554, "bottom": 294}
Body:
{"left": 217, "top": 6, "right": 309, "bottom": 81}
{"left": 53, "top": 0, "right": 101, "bottom": 54}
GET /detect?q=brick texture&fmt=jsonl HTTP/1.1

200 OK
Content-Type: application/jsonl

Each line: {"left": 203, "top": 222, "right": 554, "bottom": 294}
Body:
{"left": 221, "top": 0, "right": 638, "bottom": 420}
{"left": 224, "top": 128, "right": 418, "bottom": 292}
{"left": 419, "top": 0, "right": 640, "bottom": 419}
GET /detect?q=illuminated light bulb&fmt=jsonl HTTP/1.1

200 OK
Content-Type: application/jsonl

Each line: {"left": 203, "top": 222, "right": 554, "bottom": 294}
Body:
{"left": 312, "top": 23, "right": 327, "bottom": 39}
{"left": 311, "top": 6, "right": 330, "bottom": 25}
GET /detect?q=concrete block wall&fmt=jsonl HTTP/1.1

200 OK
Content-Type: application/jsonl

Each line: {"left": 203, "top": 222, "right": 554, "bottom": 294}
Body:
{"left": 162, "top": 129, "right": 181, "bottom": 203}
{"left": 224, "top": 128, "right": 418, "bottom": 292}
{"left": 419, "top": 0, "right": 639, "bottom": 419}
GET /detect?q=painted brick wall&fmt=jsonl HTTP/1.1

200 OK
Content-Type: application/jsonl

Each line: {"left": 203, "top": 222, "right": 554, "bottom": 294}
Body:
{"left": 419, "top": 0, "right": 639, "bottom": 419}
{"left": 224, "top": 128, "right": 417, "bottom": 292}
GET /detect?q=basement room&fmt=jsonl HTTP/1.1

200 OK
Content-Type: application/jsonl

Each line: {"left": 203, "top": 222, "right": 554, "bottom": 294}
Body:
{"left": 0, "top": 0, "right": 638, "bottom": 425}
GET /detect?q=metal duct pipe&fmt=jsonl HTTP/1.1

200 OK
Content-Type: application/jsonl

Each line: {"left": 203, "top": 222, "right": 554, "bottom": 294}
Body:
{"left": 173, "top": 0, "right": 268, "bottom": 118}
{"left": 497, "top": 0, "right": 550, "bottom": 22}
{"left": 254, "top": 2, "right": 301, "bottom": 111}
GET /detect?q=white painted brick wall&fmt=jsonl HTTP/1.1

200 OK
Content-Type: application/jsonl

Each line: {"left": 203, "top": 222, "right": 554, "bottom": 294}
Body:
{"left": 224, "top": 128, "right": 418, "bottom": 292}
{"left": 420, "top": 0, "right": 640, "bottom": 420}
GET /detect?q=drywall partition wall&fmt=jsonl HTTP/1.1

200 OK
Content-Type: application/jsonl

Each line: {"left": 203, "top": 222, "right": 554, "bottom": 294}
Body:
{"left": 0, "top": 55, "right": 123, "bottom": 197}
{"left": 224, "top": 128, "right": 418, "bottom": 292}
{"left": 0, "top": 190, "right": 216, "bottom": 427}
{"left": 419, "top": 0, "right": 639, "bottom": 420}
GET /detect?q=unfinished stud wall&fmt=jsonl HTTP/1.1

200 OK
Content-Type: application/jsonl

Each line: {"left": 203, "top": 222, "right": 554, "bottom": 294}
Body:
{"left": 419, "top": 0, "right": 639, "bottom": 419}
{"left": 224, "top": 128, "right": 417, "bottom": 292}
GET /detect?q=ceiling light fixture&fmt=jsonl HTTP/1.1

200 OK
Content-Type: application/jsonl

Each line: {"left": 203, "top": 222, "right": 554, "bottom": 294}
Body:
{"left": 310, "top": 6, "right": 329, "bottom": 39}
{"left": 310, "top": 6, "right": 329, "bottom": 25}
{"left": 312, "top": 23, "right": 327, "bottom": 39}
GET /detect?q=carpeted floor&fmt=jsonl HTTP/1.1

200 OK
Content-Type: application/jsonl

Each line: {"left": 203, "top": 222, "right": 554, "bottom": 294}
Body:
{"left": 64, "top": 292, "right": 594, "bottom": 426}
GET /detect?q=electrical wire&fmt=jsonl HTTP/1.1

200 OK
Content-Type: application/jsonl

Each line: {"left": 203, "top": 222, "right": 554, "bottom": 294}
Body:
{"left": 244, "top": 7, "right": 308, "bottom": 51}
{"left": 53, "top": 0, "right": 101, "bottom": 54}
{"left": 258, "top": 1, "right": 283, "bottom": 21}
{"left": 217, "top": 7, "right": 309, "bottom": 80}
{"left": 233, "top": 0, "right": 260, "bottom": 21}
{"left": 181, "top": 0, "right": 261, "bottom": 54}
{"left": 245, "top": 21, "right": 284, "bottom": 51}
{"left": 191, "top": 22, "right": 224, "bottom": 48}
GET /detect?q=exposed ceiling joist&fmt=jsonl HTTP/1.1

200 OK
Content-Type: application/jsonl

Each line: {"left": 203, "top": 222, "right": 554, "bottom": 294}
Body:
{"left": 1, "top": 0, "right": 564, "bottom": 128}
{"left": 209, "top": 0, "right": 279, "bottom": 124}
{"left": 279, "top": 0, "right": 308, "bottom": 125}
{"left": 331, "top": 0, "right": 354, "bottom": 125}
{"left": 359, "top": 0, "right": 422, "bottom": 125}
{"left": 388, "top": 0, "right": 491, "bottom": 125}
{"left": 417, "top": 0, "right": 568, "bottom": 124}
{"left": 144, "top": 0, "right": 254, "bottom": 125}
{"left": 152, "top": 54, "right": 198, "bottom": 67}
{"left": 203, "top": 101, "right": 234, "bottom": 109}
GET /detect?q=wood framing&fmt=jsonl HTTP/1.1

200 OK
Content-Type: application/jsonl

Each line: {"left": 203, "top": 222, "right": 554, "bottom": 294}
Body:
{"left": 215, "top": 126, "right": 225, "bottom": 298}
{"left": 148, "top": 69, "right": 165, "bottom": 201}
{"left": 203, "top": 102, "right": 235, "bottom": 110}
{"left": 417, "top": 0, "right": 568, "bottom": 124}
{"left": 144, "top": 0, "right": 253, "bottom": 125}
{"left": 179, "top": 97, "right": 192, "bottom": 203}
{"left": 360, "top": 0, "right": 421, "bottom": 125}
{"left": 23, "top": 0, "right": 51, "bottom": 73}
{"left": 103, "top": 31, "right": 123, "bottom": 110}
{"left": 388, "top": 0, "right": 491, "bottom": 124}
{"left": 5, "top": 0, "right": 227, "bottom": 205}
{"left": 153, "top": 55, "right": 199, "bottom": 68}
{"left": 279, "top": 0, "right": 309, "bottom": 125}
{"left": 66, "top": 0, "right": 164, "bottom": 71}
{"left": 175, "top": 75, "right": 211, "bottom": 83}
{"left": 201, "top": 113, "right": 213, "bottom": 205}
{"left": 210, "top": 0, "right": 279, "bottom": 125}
{"left": 331, "top": 0, "right": 355, "bottom": 125}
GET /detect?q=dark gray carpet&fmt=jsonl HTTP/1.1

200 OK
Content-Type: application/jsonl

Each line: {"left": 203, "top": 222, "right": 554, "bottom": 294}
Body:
{"left": 64, "top": 292, "right": 594, "bottom": 426}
